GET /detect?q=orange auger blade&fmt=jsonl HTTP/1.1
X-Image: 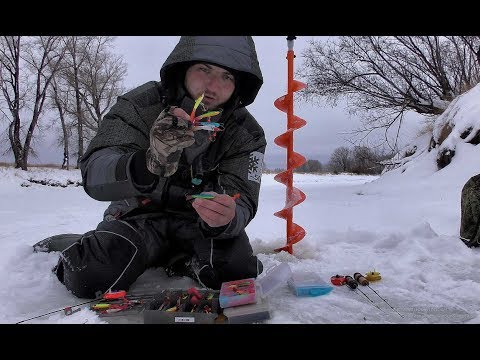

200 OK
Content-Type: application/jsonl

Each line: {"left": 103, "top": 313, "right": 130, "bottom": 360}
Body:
{"left": 292, "top": 79, "right": 307, "bottom": 92}
{"left": 274, "top": 129, "right": 292, "bottom": 148}
{"left": 291, "top": 115, "right": 307, "bottom": 129}
{"left": 288, "top": 151, "right": 306, "bottom": 169}
{"left": 273, "top": 36, "right": 308, "bottom": 255}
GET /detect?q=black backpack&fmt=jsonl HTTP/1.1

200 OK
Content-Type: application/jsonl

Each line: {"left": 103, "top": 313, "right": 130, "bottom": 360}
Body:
{"left": 460, "top": 174, "right": 480, "bottom": 247}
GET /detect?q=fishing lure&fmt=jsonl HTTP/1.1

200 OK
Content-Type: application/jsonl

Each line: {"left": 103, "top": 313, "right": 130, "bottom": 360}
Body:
{"left": 191, "top": 193, "right": 215, "bottom": 199}
{"left": 186, "top": 193, "right": 240, "bottom": 201}
{"left": 189, "top": 93, "right": 221, "bottom": 124}
{"left": 193, "top": 122, "right": 224, "bottom": 131}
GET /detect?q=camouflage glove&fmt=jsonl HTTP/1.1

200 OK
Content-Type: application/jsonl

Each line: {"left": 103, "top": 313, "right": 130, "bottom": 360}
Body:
{"left": 146, "top": 106, "right": 195, "bottom": 177}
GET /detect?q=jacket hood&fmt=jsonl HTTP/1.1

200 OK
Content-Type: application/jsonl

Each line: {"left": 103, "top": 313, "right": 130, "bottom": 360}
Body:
{"left": 160, "top": 36, "right": 263, "bottom": 107}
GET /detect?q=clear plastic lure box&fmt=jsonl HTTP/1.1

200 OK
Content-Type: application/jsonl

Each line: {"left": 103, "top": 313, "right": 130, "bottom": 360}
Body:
{"left": 223, "top": 291, "right": 271, "bottom": 324}
{"left": 219, "top": 278, "right": 257, "bottom": 308}
{"left": 256, "top": 262, "right": 293, "bottom": 298}
{"left": 218, "top": 263, "right": 292, "bottom": 324}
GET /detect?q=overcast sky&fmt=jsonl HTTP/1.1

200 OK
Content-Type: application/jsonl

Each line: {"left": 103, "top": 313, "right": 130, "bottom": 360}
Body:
{"left": 1, "top": 36, "right": 424, "bottom": 169}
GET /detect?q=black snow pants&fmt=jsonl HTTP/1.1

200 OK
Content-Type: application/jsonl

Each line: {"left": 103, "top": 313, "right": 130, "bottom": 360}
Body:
{"left": 54, "top": 214, "right": 262, "bottom": 299}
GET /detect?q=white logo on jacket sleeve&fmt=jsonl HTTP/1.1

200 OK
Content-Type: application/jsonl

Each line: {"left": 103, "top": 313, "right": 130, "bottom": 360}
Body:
{"left": 248, "top": 151, "right": 263, "bottom": 183}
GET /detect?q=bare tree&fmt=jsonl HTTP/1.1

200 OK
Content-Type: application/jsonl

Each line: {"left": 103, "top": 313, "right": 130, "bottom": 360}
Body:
{"left": 48, "top": 74, "right": 73, "bottom": 169}
{"left": 350, "top": 146, "right": 380, "bottom": 174}
{"left": 57, "top": 36, "right": 91, "bottom": 168}
{"left": 51, "top": 36, "right": 127, "bottom": 168}
{"left": 78, "top": 36, "right": 127, "bottom": 137}
{"left": 298, "top": 36, "right": 480, "bottom": 150}
{"left": 456, "top": 36, "right": 480, "bottom": 84}
{"left": 0, "top": 36, "right": 23, "bottom": 165}
{"left": 0, "top": 36, "right": 65, "bottom": 170}
{"left": 295, "top": 159, "right": 323, "bottom": 173}
{"left": 328, "top": 146, "right": 350, "bottom": 173}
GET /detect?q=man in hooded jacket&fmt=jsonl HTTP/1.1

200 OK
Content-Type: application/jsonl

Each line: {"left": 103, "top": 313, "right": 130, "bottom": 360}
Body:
{"left": 37, "top": 36, "right": 266, "bottom": 299}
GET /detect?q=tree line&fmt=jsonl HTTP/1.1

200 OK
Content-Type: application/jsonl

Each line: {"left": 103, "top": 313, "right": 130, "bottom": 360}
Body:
{"left": 2, "top": 36, "right": 479, "bottom": 172}
{"left": 269, "top": 145, "right": 393, "bottom": 175}
{"left": 0, "top": 36, "right": 127, "bottom": 170}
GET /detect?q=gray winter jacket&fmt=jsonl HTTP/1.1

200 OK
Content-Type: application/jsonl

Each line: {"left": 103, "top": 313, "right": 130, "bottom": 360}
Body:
{"left": 80, "top": 36, "right": 266, "bottom": 239}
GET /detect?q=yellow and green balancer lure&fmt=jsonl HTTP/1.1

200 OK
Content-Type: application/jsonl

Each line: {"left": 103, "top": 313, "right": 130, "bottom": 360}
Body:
{"left": 190, "top": 93, "right": 221, "bottom": 125}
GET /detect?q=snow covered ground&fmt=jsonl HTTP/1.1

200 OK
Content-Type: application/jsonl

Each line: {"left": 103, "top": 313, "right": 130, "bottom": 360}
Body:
{"left": 2, "top": 146, "right": 479, "bottom": 324}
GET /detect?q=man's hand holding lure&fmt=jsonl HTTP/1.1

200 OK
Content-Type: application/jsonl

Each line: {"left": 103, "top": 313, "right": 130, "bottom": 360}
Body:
{"left": 191, "top": 192, "right": 240, "bottom": 228}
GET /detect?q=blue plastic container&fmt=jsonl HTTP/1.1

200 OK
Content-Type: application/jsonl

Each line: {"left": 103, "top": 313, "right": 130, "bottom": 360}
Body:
{"left": 287, "top": 272, "right": 333, "bottom": 297}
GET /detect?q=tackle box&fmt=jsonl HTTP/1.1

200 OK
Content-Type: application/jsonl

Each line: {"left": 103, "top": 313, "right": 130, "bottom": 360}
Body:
{"left": 220, "top": 263, "right": 293, "bottom": 324}
{"left": 142, "top": 263, "right": 327, "bottom": 324}
{"left": 143, "top": 288, "right": 224, "bottom": 324}
{"left": 222, "top": 291, "right": 271, "bottom": 324}
{"left": 219, "top": 278, "right": 257, "bottom": 308}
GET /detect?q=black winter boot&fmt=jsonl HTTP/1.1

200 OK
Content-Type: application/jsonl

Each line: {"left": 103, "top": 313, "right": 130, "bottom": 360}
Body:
{"left": 33, "top": 233, "right": 83, "bottom": 253}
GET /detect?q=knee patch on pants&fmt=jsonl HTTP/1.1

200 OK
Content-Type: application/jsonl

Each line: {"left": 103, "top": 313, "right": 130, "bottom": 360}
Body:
{"left": 56, "top": 220, "right": 147, "bottom": 298}
{"left": 194, "top": 232, "right": 264, "bottom": 289}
